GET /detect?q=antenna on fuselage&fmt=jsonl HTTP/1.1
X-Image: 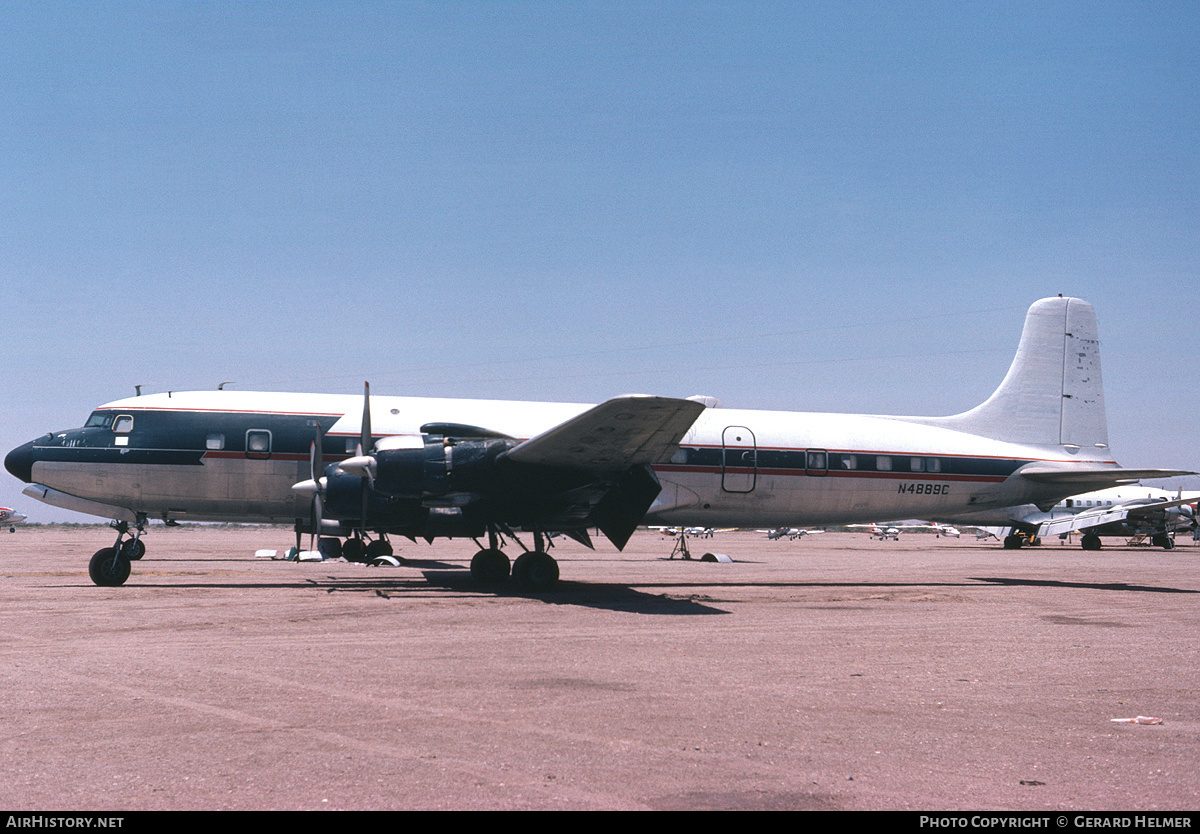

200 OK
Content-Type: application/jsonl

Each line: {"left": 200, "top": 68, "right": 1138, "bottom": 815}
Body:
{"left": 218, "top": 381, "right": 235, "bottom": 390}
{"left": 134, "top": 385, "right": 142, "bottom": 396}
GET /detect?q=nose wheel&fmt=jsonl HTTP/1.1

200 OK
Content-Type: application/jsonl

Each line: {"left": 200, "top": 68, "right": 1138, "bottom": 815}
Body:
{"left": 87, "top": 517, "right": 146, "bottom": 586}
{"left": 89, "top": 547, "right": 131, "bottom": 586}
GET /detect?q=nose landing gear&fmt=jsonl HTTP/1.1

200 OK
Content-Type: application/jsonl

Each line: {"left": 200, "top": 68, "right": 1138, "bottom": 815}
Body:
{"left": 87, "top": 517, "right": 147, "bottom": 587}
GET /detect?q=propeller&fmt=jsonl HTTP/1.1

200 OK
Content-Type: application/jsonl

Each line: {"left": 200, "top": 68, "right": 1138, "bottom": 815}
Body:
{"left": 291, "top": 384, "right": 375, "bottom": 552}
{"left": 290, "top": 420, "right": 327, "bottom": 553}
{"left": 337, "top": 382, "right": 377, "bottom": 530}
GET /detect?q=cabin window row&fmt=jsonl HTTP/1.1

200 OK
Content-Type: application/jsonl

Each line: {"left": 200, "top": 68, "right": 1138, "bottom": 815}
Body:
{"left": 826, "top": 454, "right": 942, "bottom": 473}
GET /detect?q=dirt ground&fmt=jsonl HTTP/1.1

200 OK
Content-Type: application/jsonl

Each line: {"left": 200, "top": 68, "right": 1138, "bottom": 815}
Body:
{"left": 0, "top": 525, "right": 1196, "bottom": 811}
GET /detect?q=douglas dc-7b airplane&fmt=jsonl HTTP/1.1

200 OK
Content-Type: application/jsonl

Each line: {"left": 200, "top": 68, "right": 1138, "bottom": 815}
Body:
{"left": 5, "top": 296, "right": 1189, "bottom": 590}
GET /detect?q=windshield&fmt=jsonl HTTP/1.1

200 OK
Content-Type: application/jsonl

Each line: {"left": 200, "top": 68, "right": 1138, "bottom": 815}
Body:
{"left": 84, "top": 412, "right": 113, "bottom": 429}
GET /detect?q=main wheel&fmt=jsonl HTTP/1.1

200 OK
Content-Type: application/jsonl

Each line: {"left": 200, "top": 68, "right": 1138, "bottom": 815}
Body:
{"left": 365, "top": 539, "right": 394, "bottom": 561}
{"left": 511, "top": 551, "right": 559, "bottom": 591}
{"left": 342, "top": 538, "right": 367, "bottom": 563}
{"left": 1081, "top": 533, "right": 1102, "bottom": 551}
{"left": 470, "top": 548, "right": 510, "bottom": 584}
{"left": 89, "top": 548, "right": 131, "bottom": 587}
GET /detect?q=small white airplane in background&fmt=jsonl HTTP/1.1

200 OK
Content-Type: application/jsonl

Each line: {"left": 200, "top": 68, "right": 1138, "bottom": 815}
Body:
{"left": 762, "top": 527, "right": 823, "bottom": 540}
{"left": 896, "top": 521, "right": 963, "bottom": 538}
{"left": 849, "top": 523, "right": 902, "bottom": 540}
{"left": 650, "top": 526, "right": 723, "bottom": 538}
{"left": 0, "top": 507, "right": 26, "bottom": 532}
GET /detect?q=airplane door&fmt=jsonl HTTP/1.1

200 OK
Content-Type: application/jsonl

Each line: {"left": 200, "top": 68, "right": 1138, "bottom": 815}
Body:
{"left": 722, "top": 426, "right": 756, "bottom": 493}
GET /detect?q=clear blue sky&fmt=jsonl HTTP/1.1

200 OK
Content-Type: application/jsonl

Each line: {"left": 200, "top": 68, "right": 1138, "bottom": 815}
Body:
{"left": 2, "top": 1, "right": 1196, "bottom": 521}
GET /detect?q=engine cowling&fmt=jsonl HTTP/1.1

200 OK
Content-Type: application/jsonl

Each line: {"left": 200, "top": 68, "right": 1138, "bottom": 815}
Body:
{"left": 372, "top": 436, "right": 518, "bottom": 501}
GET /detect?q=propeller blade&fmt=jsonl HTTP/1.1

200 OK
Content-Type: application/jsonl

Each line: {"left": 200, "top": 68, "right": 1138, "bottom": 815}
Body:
{"left": 310, "top": 422, "right": 324, "bottom": 484}
{"left": 308, "top": 421, "right": 326, "bottom": 554}
{"left": 310, "top": 491, "right": 323, "bottom": 553}
{"left": 357, "top": 382, "right": 374, "bottom": 530}
{"left": 359, "top": 381, "right": 372, "bottom": 457}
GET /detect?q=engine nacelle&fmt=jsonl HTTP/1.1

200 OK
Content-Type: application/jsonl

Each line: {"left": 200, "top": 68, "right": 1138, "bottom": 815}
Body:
{"left": 373, "top": 436, "right": 517, "bottom": 500}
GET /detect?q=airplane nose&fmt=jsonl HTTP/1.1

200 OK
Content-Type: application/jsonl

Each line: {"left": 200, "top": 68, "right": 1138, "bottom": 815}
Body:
{"left": 5, "top": 441, "right": 36, "bottom": 484}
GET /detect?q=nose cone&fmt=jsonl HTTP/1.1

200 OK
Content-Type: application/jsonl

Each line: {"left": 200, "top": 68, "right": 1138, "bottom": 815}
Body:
{"left": 5, "top": 441, "right": 36, "bottom": 484}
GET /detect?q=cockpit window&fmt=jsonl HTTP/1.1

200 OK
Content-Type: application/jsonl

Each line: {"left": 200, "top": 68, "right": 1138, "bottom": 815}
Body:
{"left": 113, "top": 415, "right": 134, "bottom": 433}
{"left": 85, "top": 413, "right": 113, "bottom": 429}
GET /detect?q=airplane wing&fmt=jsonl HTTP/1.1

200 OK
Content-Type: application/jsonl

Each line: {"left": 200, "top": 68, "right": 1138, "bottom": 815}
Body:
{"left": 502, "top": 395, "right": 706, "bottom": 470}
{"left": 1037, "top": 496, "right": 1198, "bottom": 538}
{"left": 498, "top": 395, "right": 706, "bottom": 550}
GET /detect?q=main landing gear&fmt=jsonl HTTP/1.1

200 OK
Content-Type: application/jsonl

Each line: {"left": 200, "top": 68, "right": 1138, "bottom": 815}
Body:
{"left": 469, "top": 527, "right": 560, "bottom": 591}
{"left": 88, "top": 517, "right": 147, "bottom": 587}
{"left": 329, "top": 533, "right": 396, "bottom": 565}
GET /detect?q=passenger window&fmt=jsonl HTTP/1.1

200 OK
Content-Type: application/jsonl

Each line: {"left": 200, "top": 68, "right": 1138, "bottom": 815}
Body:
{"left": 840, "top": 454, "right": 857, "bottom": 470}
{"left": 246, "top": 430, "right": 271, "bottom": 455}
{"left": 876, "top": 456, "right": 892, "bottom": 471}
{"left": 207, "top": 434, "right": 225, "bottom": 450}
{"left": 927, "top": 458, "right": 941, "bottom": 473}
{"left": 910, "top": 457, "right": 925, "bottom": 472}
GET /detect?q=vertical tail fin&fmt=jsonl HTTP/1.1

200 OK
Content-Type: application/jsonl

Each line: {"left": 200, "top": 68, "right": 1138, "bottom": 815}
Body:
{"left": 922, "top": 297, "right": 1109, "bottom": 451}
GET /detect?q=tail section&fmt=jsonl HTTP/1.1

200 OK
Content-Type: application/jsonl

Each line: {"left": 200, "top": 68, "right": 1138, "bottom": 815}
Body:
{"left": 921, "top": 296, "right": 1109, "bottom": 451}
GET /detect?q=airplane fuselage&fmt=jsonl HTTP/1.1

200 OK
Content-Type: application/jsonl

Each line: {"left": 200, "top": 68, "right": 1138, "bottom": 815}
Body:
{"left": 5, "top": 389, "right": 1110, "bottom": 533}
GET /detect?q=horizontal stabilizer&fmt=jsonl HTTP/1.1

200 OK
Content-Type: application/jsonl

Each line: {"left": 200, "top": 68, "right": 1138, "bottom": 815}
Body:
{"left": 1017, "top": 464, "right": 1194, "bottom": 488}
{"left": 503, "top": 395, "right": 706, "bottom": 471}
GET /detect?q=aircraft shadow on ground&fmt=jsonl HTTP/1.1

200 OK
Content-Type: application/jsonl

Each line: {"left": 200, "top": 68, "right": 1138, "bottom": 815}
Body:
{"left": 47, "top": 561, "right": 1197, "bottom": 613}
{"left": 971, "top": 576, "right": 1199, "bottom": 595}
{"left": 70, "top": 558, "right": 731, "bottom": 615}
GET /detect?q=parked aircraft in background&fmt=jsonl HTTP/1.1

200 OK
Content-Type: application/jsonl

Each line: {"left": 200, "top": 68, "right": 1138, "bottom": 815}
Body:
{"left": 650, "top": 526, "right": 726, "bottom": 538}
{"left": 0, "top": 507, "right": 26, "bottom": 532}
{"left": 849, "top": 523, "right": 901, "bottom": 540}
{"left": 762, "top": 527, "right": 823, "bottom": 540}
{"left": 947, "top": 485, "right": 1198, "bottom": 549}
{"left": 1036, "top": 486, "right": 1198, "bottom": 550}
{"left": 6, "top": 296, "right": 1191, "bottom": 589}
